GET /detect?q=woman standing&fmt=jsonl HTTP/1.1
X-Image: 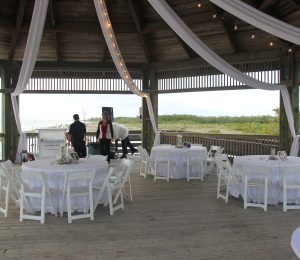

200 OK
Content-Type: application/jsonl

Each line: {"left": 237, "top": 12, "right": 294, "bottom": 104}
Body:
{"left": 96, "top": 112, "right": 114, "bottom": 163}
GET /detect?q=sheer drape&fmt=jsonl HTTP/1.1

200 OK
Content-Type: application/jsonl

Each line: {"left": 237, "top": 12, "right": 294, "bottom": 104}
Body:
{"left": 210, "top": 0, "right": 300, "bottom": 45}
{"left": 147, "top": 0, "right": 299, "bottom": 155}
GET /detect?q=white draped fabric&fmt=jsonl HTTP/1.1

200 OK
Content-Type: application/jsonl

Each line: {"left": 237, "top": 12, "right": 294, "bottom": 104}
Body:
{"left": 11, "top": 0, "right": 49, "bottom": 162}
{"left": 210, "top": 0, "right": 300, "bottom": 46}
{"left": 93, "top": 0, "right": 158, "bottom": 135}
{"left": 147, "top": 0, "right": 299, "bottom": 156}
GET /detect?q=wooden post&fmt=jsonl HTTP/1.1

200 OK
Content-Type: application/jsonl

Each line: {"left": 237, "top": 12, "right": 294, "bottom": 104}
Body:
{"left": 279, "top": 52, "right": 299, "bottom": 153}
{"left": 142, "top": 67, "right": 158, "bottom": 152}
{"left": 2, "top": 63, "right": 20, "bottom": 161}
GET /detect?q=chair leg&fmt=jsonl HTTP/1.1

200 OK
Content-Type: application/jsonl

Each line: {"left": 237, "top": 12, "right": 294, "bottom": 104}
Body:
{"left": 217, "top": 174, "right": 221, "bottom": 199}
{"left": 4, "top": 180, "right": 10, "bottom": 217}
{"left": 225, "top": 178, "right": 230, "bottom": 203}
{"left": 167, "top": 162, "right": 170, "bottom": 182}
{"left": 244, "top": 175, "right": 248, "bottom": 209}
{"left": 89, "top": 183, "right": 94, "bottom": 220}
{"left": 20, "top": 185, "right": 24, "bottom": 222}
{"left": 154, "top": 163, "right": 157, "bottom": 181}
{"left": 187, "top": 161, "right": 189, "bottom": 182}
{"left": 67, "top": 185, "right": 72, "bottom": 223}
{"left": 108, "top": 188, "right": 114, "bottom": 215}
{"left": 144, "top": 161, "right": 147, "bottom": 178}
{"left": 283, "top": 177, "right": 287, "bottom": 212}
{"left": 264, "top": 177, "right": 268, "bottom": 212}
{"left": 128, "top": 176, "right": 133, "bottom": 202}
{"left": 40, "top": 187, "right": 46, "bottom": 224}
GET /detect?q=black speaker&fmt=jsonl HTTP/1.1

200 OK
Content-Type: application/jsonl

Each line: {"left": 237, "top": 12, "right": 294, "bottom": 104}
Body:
{"left": 102, "top": 107, "right": 114, "bottom": 122}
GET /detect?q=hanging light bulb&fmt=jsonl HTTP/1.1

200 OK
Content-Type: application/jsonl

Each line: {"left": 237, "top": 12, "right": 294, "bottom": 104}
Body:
{"left": 197, "top": 3, "right": 202, "bottom": 8}
{"left": 269, "top": 41, "right": 274, "bottom": 47}
{"left": 213, "top": 14, "right": 217, "bottom": 19}
{"left": 234, "top": 24, "right": 238, "bottom": 31}
{"left": 251, "top": 34, "right": 255, "bottom": 39}
{"left": 288, "top": 48, "right": 293, "bottom": 53}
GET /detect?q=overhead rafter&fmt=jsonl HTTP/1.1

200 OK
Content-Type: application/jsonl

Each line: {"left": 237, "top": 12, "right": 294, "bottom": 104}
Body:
{"left": 286, "top": 0, "right": 300, "bottom": 9}
{"left": 49, "top": 0, "right": 61, "bottom": 61}
{"left": 127, "top": 0, "right": 153, "bottom": 63}
{"left": 8, "top": 0, "right": 27, "bottom": 60}
{"left": 258, "top": 0, "right": 280, "bottom": 11}
{"left": 175, "top": 35, "right": 198, "bottom": 58}
{"left": 211, "top": 5, "right": 238, "bottom": 53}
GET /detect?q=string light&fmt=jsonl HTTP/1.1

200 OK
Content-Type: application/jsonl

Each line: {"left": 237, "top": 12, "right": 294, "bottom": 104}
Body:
{"left": 269, "top": 41, "right": 274, "bottom": 47}
{"left": 213, "top": 14, "right": 217, "bottom": 19}
{"left": 250, "top": 34, "right": 255, "bottom": 39}
{"left": 197, "top": 3, "right": 202, "bottom": 8}
{"left": 234, "top": 24, "right": 238, "bottom": 31}
{"left": 288, "top": 48, "right": 293, "bottom": 53}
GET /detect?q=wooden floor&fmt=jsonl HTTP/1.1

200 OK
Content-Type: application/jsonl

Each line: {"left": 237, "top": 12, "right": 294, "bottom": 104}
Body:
{"left": 0, "top": 158, "right": 299, "bottom": 260}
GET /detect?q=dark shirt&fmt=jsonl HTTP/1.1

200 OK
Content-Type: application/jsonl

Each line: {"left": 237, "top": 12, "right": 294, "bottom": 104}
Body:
{"left": 69, "top": 121, "right": 86, "bottom": 146}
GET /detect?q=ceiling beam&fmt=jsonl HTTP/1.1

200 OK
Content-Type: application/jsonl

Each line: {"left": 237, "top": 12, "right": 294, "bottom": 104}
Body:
{"left": 8, "top": 0, "right": 27, "bottom": 60}
{"left": 49, "top": 0, "right": 61, "bottom": 61}
{"left": 127, "top": 0, "right": 152, "bottom": 63}
{"left": 258, "top": 0, "right": 280, "bottom": 10}
{"left": 286, "top": 0, "right": 300, "bottom": 9}
{"left": 212, "top": 5, "right": 238, "bottom": 53}
{"left": 175, "top": 35, "right": 198, "bottom": 58}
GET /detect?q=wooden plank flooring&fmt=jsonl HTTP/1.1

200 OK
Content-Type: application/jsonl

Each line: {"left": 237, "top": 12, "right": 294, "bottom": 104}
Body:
{"left": 0, "top": 159, "right": 299, "bottom": 260}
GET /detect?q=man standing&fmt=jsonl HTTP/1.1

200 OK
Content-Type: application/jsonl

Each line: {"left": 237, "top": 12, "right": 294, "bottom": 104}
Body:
{"left": 68, "top": 114, "right": 87, "bottom": 158}
{"left": 113, "top": 123, "right": 137, "bottom": 159}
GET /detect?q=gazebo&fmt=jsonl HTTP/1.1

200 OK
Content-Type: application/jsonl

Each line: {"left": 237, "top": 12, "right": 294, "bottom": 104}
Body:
{"left": 0, "top": 0, "right": 299, "bottom": 161}
{"left": 0, "top": 1, "right": 300, "bottom": 258}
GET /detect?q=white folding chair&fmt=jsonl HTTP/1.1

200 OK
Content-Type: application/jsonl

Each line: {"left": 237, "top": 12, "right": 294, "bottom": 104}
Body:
{"left": 282, "top": 166, "right": 300, "bottom": 212}
{"left": 94, "top": 161, "right": 133, "bottom": 215}
{"left": 61, "top": 170, "right": 95, "bottom": 223}
{"left": 186, "top": 150, "right": 204, "bottom": 181}
{"left": 207, "top": 146, "right": 224, "bottom": 172}
{"left": 291, "top": 227, "right": 300, "bottom": 259}
{"left": 20, "top": 171, "right": 57, "bottom": 224}
{"left": 137, "top": 146, "right": 154, "bottom": 178}
{"left": 0, "top": 165, "right": 13, "bottom": 217}
{"left": 154, "top": 150, "right": 170, "bottom": 182}
{"left": 0, "top": 163, "right": 32, "bottom": 217}
{"left": 215, "top": 159, "right": 231, "bottom": 203}
{"left": 114, "top": 159, "right": 134, "bottom": 202}
{"left": 242, "top": 165, "right": 269, "bottom": 211}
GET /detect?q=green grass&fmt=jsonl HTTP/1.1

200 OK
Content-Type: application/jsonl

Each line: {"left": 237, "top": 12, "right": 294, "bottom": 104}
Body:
{"left": 86, "top": 114, "right": 281, "bottom": 135}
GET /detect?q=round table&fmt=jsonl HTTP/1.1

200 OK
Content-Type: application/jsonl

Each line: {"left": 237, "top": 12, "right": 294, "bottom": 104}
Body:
{"left": 22, "top": 157, "right": 109, "bottom": 212}
{"left": 230, "top": 155, "right": 300, "bottom": 204}
{"left": 150, "top": 145, "right": 207, "bottom": 179}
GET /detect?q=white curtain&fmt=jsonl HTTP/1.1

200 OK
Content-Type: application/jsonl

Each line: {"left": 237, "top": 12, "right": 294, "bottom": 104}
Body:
{"left": 11, "top": 0, "right": 49, "bottom": 162}
{"left": 147, "top": 0, "right": 299, "bottom": 155}
{"left": 93, "top": 0, "right": 159, "bottom": 137}
{"left": 210, "top": 0, "right": 300, "bottom": 46}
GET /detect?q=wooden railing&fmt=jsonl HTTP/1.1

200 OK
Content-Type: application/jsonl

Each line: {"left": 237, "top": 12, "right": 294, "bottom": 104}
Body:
{"left": 26, "top": 131, "right": 142, "bottom": 154}
{"left": 26, "top": 130, "right": 279, "bottom": 157}
{"left": 160, "top": 132, "right": 280, "bottom": 157}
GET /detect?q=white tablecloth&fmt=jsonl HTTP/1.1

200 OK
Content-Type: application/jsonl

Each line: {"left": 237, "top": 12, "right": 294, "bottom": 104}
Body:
{"left": 150, "top": 145, "right": 207, "bottom": 179}
{"left": 22, "top": 158, "right": 109, "bottom": 212}
{"left": 231, "top": 155, "right": 300, "bottom": 204}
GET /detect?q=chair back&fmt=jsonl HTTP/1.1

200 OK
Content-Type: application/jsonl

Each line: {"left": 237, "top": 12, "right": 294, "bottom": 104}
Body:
{"left": 187, "top": 149, "right": 203, "bottom": 162}
{"left": 66, "top": 171, "right": 95, "bottom": 183}
{"left": 241, "top": 165, "right": 269, "bottom": 179}
{"left": 208, "top": 145, "right": 222, "bottom": 158}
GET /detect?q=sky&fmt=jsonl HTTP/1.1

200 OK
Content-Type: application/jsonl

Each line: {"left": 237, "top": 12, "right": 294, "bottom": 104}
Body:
{"left": 19, "top": 88, "right": 280, "bottom": 126}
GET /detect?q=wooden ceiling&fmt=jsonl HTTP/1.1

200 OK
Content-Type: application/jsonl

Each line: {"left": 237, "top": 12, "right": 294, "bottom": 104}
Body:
{"left": 0, "top": 0, "right": 299, "bottom": 64}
